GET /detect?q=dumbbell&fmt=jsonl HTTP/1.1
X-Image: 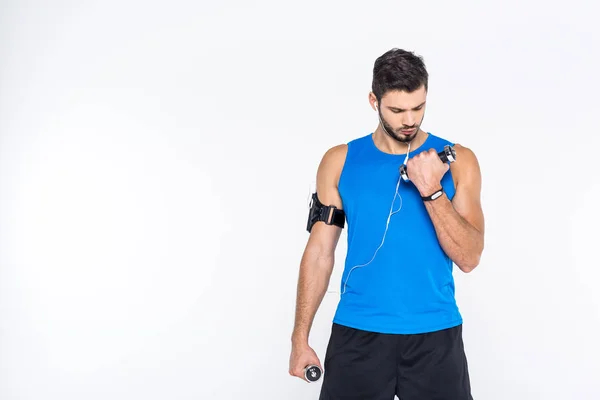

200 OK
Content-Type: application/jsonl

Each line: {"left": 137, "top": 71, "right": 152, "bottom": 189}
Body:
{"left": 304, "top": 364, "right": 322, "bottom": 382}
{"left": 399, "top": 145, "right": 456, "bottom": 182}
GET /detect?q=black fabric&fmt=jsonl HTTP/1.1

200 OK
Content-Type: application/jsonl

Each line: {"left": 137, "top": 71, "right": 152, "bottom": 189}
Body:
{"left": 319, "top": 323, "right": 473, "bottom": 400}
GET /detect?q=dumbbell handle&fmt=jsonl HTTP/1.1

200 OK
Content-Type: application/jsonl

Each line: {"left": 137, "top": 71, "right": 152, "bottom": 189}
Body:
{"left": 399, "top": 145, "right": 456, "bottom": 182}
{"left": 438, "top": 146, "right": 455, "bottom": 163}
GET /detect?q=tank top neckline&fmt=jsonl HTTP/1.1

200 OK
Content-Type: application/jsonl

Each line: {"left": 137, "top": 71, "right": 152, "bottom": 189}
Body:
{"left": 367, "top": 131, "right": 433, "bottom": 157}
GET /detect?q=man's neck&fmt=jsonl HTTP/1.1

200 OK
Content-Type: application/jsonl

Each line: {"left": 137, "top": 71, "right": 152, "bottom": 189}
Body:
{"left": 373, "top": 127, "right": 428, "bottom": 155}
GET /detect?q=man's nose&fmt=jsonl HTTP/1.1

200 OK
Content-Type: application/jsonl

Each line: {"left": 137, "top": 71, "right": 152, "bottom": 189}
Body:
{"left": 403, "top": 112, "right": 416, "bottom": 127}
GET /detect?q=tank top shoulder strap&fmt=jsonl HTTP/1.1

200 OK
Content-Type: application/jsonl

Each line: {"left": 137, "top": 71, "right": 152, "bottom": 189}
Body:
{"left": 423, "top": 132, "right": 455, "bottom": 151}
{"left": 338, "top": 133, "right": 372, "bottom": 194}
{"left": 345, "top": 133, "right": 372, "bottom": 158}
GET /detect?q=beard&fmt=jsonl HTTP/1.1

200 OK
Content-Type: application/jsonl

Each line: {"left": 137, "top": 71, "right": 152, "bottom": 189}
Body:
{"left": 379, "top": 111, "right": 422, "bottom": 143}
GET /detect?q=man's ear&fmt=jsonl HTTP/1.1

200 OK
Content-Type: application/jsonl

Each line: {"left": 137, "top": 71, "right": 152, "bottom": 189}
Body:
{"left": 368, "top": 92, "right": 378, "bottom": 111}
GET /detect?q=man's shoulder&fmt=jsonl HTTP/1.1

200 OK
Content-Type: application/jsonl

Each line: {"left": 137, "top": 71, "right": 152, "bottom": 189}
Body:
{"left": 447, "top": 142, "right": 481, "bottom": 191}
{"left": 452, "top": 143, "right": 477, "bottom": 159}
{"left": 318, "top": 133, "right": 372, "bottom": 185}
{"left": 321, "top": 143, "right": 347, "bottom": 166}
{"left": 322, "top": 132, "right": 371, "bottom": 162}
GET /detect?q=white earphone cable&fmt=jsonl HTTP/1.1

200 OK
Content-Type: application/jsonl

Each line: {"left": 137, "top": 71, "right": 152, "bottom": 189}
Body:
{"left": 328, "top": 138, "right": 411, "bottom": 295}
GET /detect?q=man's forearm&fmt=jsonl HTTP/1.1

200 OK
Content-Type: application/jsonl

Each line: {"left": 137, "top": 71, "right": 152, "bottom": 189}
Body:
{"left": 423, "top": 194, "right": 483, "bottom": 272}
{"left": 291, "top": 252, "right": 333, "bottom": 346}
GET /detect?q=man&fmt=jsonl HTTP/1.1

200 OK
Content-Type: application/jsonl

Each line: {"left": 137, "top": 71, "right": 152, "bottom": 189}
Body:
{"left": 289, "top": 48, "right": 485, "bottom": 399}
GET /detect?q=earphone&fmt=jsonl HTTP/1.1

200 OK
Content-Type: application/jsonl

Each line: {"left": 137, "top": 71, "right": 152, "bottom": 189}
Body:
{"left": 327, "top": 102, "right": 411, "bottom": 295}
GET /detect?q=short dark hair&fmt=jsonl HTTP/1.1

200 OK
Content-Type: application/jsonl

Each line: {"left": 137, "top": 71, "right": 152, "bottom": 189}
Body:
{"left": 371, "top": 48, "right": 428, "bottom": 101}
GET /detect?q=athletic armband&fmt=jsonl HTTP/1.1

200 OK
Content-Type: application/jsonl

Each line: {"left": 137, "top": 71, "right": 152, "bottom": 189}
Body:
{"left": 306, "top": 192, "right": 346, "bottom": 233}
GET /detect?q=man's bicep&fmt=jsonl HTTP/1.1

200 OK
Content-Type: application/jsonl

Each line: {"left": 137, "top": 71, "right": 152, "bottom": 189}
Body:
{"left": 307, "top": 145, "right": 347, "bottom": 253}
{"left": 315, "top": 145, "right": 345, "bottom": 208}
{"left": 451, "top": 145, "right": 485, "bottom": 233}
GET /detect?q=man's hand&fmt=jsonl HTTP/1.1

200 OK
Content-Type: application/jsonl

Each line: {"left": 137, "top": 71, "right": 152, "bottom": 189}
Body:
{"left": 406, "top": 148, "right": 450, "bottom": 196}
{"left": 289, "top": 342, "right": 322, "bottom": 382}
{"left": 415, "top": 144, "right": 485, "bottom": 272}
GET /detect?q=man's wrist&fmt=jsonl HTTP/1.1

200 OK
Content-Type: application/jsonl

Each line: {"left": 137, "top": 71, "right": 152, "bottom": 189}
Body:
{"left": 419, "top": 185, "right": 443, "bottom": 197}
{"left": 291, "top": 332, "right": 309, "bottom": 347}
{"left": 421, "top": 186, "right": 444, "bottom": 201}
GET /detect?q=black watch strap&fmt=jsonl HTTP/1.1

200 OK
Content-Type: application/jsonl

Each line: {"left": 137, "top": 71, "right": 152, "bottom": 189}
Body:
{"left": 422, "top": 187, "right": 444, "bottom": 201}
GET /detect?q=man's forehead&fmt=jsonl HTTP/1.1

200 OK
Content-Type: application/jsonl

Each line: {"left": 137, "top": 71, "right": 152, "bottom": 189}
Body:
{"left": 382, "top": 93, "right": 427, "bottom": 110}
{"left": 382, "top": 88, "right": 426, "bottom": 102}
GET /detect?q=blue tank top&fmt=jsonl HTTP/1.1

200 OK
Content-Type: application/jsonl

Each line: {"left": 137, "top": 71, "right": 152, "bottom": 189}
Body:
{"left": 333, "top": 132, "right": 463, "bottom": 334}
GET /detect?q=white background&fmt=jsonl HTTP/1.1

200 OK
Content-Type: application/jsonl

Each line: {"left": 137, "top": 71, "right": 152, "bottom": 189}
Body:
{"left": 1, "top": 1, "right": 599, "bottom": 399}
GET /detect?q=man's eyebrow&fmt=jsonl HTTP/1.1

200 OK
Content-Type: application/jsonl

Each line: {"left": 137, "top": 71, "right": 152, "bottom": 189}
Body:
{"left": 387, "top": 101, "right": 426, "bottom": 111}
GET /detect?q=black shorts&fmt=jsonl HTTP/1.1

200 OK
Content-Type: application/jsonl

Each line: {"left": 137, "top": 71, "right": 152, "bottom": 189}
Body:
{"left": 319, "top": 323, "right": 473, "bottom": 400}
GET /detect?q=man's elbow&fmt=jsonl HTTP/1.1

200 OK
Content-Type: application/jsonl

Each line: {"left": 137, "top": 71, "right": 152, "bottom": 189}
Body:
{"left": 457, "top": 235, "right": 484, "bottom": 273}
{"left": 458, "top": 259, "right": 479, "bottom": 273}
{"left": 457, "top": 248, "right": 483, "bottom": 273}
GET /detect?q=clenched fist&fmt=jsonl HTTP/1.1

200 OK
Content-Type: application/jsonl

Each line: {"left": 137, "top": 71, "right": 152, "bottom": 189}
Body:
{"left": 289, "top": 343, "right": 322, "bottom": 382}
{"left": 406, "top": 148, "right": 449, "bottom": 196}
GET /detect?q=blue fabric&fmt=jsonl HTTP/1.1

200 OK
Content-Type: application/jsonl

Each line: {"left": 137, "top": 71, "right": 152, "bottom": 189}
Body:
{"left": 333, "top": 132, "right": 463, "bottom": 334}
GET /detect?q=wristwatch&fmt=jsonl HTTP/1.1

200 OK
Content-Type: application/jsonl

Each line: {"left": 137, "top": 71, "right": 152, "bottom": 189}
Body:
{"left": 421, "top": 187, "right": 444, "bottom": 201}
